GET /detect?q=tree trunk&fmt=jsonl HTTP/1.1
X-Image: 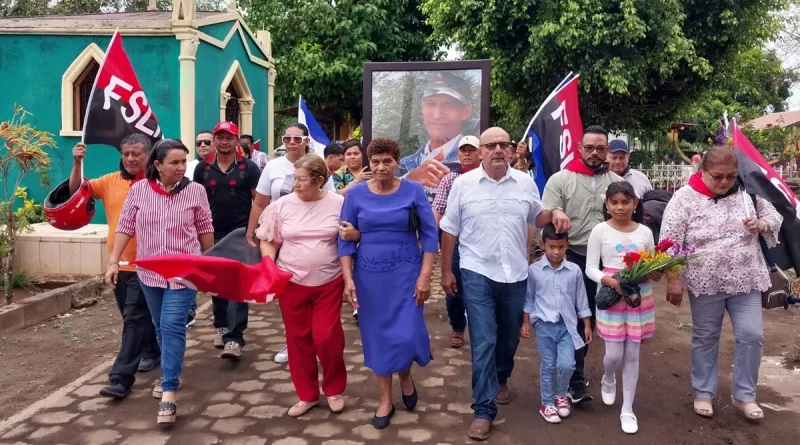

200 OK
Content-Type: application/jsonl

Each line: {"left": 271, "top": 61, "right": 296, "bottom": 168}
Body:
{"left": 3, "top": 203, "right": 14, "bottom": 306}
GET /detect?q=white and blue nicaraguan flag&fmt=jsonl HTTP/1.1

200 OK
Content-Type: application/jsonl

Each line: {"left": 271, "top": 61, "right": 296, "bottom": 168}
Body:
{"left": 298, "top": 96, "right": 330, "bottom": 156}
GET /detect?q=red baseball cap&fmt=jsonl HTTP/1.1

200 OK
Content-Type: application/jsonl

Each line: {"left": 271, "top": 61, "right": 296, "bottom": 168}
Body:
{"left": 213, "top": 121, "right": 239, "bottom": 136}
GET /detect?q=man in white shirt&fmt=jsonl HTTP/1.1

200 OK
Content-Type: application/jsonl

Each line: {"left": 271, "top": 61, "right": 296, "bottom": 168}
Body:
{"left": 607, "top": 139, "right": 653, "bottom": 198}
{"left": 186, "top": 130, "right": 215, "bottom": 179}
{"left": 440, "top": 127, "right": 570, "bottom": 440}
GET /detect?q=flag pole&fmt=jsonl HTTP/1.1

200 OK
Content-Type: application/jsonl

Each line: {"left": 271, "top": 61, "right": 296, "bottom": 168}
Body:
{"left": 520, "top": 72, "right": 574, "bottom": 142}
{"left": 79, "top": 28, "right": 118, "bottom": 180}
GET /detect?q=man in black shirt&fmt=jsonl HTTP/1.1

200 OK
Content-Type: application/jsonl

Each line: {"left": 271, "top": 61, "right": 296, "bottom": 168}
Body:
{"left": 194, "top": 121, "right": 261, "bottom": 360}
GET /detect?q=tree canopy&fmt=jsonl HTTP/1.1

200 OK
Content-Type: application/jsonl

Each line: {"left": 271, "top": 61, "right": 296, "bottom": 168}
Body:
{"left": 676, "top": 47, "right": 798, "bottom": 146}
{"left": 241, "top": 0, "right": 440, "bottom": 122}
{"left": 422, "top": 0, "right": 791, "bottom": 136}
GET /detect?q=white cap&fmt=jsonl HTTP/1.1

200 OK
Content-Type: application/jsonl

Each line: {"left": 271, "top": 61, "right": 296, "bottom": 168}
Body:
{"left": 458, "top": 135, "right": 480, "bottom": 149}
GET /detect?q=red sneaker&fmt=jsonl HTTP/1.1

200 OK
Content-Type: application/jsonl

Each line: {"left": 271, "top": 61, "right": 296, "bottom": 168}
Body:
{"left": 555, "top": 395, "right": 571, "bottom": 418}
{"left": 540, "top": 405, "right": 561, "bottom": 424}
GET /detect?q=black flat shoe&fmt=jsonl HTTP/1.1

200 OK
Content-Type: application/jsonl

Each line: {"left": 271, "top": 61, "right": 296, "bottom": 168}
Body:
{"left": 402, "top": 382, "right": 418, "bottom": 410}
{"left": 99, "top": 382, "right": 131, "bottom": 399}
{"left": 138, "top": 357, "right": 160, "bottom": 373}
{"left": 372, "top": 404, "right": 395, "bottom": 429}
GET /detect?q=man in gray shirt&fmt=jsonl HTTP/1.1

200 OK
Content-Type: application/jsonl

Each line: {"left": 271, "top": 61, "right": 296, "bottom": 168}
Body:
{"left": 607, "top": 139, "right": 653, "bottom": 198}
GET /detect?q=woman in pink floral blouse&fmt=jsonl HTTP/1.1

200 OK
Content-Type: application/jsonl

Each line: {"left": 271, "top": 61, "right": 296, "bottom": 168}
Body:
{"left": 661, "top": 148, "right": 783, "bottom": 421}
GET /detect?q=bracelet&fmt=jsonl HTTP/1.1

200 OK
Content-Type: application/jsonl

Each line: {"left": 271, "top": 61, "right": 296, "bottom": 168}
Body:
{"left": 108, "top": 261, "right": 119, "bottom": 267}
{"left": 550, "top": 207, "right": 564, "bottom": 213}
{"left": 245, "top": 234, "right": 255, "bottom": 239}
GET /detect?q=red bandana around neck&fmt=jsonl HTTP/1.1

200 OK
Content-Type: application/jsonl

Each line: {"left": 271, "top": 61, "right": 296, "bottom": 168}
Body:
{"left": 565, "top": 158, "right": 597, "bottom": 176}
{"left": 131, "top": 173, "right": 145, "bottom": 183}
{"left": 687, "top": 171, "right": 714, "bottom": 199}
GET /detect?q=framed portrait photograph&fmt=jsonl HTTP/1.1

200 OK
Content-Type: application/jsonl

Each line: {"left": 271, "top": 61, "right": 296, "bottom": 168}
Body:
{"left": 362, "top": 60, "right": 491, "bottom": 190}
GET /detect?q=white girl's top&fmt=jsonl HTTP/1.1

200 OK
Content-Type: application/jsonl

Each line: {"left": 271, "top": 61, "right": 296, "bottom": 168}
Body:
{"left": 585, "top": 222, "right": 655, "bottom": 285}
{"left": 255, "top": 155, "right": 335, "bottom": 201}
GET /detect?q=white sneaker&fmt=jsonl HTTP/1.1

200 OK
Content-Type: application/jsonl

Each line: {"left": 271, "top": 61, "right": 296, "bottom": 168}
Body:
{"left": 601, "top": 376, "right": 616, "bottom": 406}
{"left": 274, "top": 345, "right": 289, "bottom": 363}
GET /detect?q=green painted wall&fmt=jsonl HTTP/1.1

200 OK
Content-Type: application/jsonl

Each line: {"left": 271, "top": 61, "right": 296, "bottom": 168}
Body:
{"left": 0, "top": 34, "right": 180, "bottom": 224}
{"left": 198, "top": 21, "right": 233, "bottom": 42}
{"left": 196, "top": 22, "right": 270, "bottom": 154}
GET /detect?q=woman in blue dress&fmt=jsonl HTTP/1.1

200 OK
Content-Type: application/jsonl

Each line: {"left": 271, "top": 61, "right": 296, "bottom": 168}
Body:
{"left": 338, "top": 138, "right": 438, "bottom": 430}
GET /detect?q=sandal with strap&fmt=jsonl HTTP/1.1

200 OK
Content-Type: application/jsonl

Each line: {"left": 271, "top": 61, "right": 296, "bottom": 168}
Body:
{"left": 731, "top": 397, "right": 764, "bottom": 420}
{"left": 157, "top": 401, "right": 177, "bottom": 424}
{"left": 288, "top": 400, "right": 319, "bottom": 418}
{"left": 450, "top": 332, "right": 464, "bottom": 349}
{"left": 693, "top": 397, "right": 713, "bottom": 418}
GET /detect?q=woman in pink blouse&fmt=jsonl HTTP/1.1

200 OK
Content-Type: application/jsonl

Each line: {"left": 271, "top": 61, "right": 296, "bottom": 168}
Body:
{"left": 105, "top": 139, "right": 214, "bottom": 424}
{"left": 257, "top": 154, "right": 348, "bottom": 418}
{"left": 661, "top": 148, "right": 783, "bottom": 421}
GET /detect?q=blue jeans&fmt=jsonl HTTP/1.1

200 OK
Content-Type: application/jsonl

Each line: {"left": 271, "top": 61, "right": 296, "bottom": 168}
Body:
{"left": 139, "top": 281, "right": 196, "bottom": 392}
{"left": 534, "top": 319, "right": 576, "bottom": 406}
{"left": 461, "top": 269, "right": 526, "bottom": 421}
{"left": 445, "top": 243, "right": 466, "bottom": 333}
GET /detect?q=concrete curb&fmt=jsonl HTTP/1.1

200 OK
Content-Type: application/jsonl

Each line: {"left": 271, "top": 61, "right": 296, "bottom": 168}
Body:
{"left": 0, "top": 277, "right": 111, "bottom": 335}
{"left": 0, "top": 299, "right": 213, "bottom": 435}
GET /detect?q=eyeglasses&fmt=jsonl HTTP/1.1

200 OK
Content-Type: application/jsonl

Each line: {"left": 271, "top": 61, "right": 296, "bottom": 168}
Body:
{"left": 293, "top": 175, "right": 317, "bottom": 183}
{"left": 582, "top": 145, "right": 609, "bottom": 154}
{"left": 282, "top": 135, "right": 308, "bottom": 144}
{"left": 480, "top": 141, "right": 512, "bottom": 150}
{"left": 705, "top": 171, "right": 738, "bottom": 182}
{"left": 458, "top": 146, "right": 478, "bottom": 152}
{"left": 195, "top": 140, "right": 212, "bottom": 147}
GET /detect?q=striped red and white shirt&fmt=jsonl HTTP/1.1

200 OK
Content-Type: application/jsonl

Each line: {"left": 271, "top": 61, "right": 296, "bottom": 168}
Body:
{"left": 117, "top": 180, "right": 214, "bottom": 289}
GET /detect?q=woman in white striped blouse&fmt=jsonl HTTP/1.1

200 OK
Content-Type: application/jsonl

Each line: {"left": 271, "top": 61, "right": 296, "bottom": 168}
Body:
{"left": 105, "top": 139, "right": 214, "bottom": 424}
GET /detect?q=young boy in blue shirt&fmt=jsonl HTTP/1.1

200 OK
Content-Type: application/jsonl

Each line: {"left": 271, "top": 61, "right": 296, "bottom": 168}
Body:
{"left": 521, "top": 224, "right": 593, "bottom": 424}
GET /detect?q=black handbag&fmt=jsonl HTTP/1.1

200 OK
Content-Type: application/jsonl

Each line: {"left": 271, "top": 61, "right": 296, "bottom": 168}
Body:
{"left": 750, "top": 195, "right": 790, "bottom": 309}
{"left": 409, "top": 206, "right": 420, "bottom": 232}
{"left": 596, "top": 274, "right": 643, "bottom": 310}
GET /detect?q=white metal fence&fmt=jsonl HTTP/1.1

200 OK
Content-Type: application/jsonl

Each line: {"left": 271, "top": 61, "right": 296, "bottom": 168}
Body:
{"left": 638, "top": 163, "right": 695, "bottom": 190}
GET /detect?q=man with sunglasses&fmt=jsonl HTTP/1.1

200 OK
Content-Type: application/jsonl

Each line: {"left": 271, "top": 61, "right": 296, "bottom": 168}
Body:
{"left": 186, "top": 130, "right": 215, "bottom": 179}
{"left": 440, "top": 127, "right": 564, "bottom": 440}
{"left": 542, "top": 125, "right": 623, "bottom": 404}
{"left": 193, "top": 121, "right": 262, "bottom": 360}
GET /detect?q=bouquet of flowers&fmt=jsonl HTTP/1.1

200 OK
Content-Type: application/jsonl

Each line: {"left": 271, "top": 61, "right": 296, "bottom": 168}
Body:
{"left": 596, "top": 239, "right": 701, "bottom": 310}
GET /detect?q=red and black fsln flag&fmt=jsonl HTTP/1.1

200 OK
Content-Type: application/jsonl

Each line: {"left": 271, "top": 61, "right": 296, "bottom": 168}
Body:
{"left": 82, "top": 30, "right": 163, "bottom": 150}
{"left": 733, "top": 126, "right": 800, "bottom": 273}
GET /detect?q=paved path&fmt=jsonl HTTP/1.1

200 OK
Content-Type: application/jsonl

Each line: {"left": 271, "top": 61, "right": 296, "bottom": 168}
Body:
{"left": 1, "top": 269, "right": 799, "bottom": 445}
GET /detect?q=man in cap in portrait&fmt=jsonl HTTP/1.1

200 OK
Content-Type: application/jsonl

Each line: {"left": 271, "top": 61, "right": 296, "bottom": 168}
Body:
{"left": 400, "top": 71, "right": 475, "bottom": 188}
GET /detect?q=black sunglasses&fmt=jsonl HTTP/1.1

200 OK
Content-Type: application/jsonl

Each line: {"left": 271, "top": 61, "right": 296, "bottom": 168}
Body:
{"left": 196, "top": 140, "right": 212, "bottom": 147}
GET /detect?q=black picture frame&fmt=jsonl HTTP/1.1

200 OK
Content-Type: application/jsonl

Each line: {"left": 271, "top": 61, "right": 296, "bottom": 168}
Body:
{"left": 362, "top": 60, "right": 492, "bottom": 152}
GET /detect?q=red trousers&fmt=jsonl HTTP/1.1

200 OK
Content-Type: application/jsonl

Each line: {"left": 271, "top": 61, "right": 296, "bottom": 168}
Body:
{"left": 279, "top": 275, "right": 347, "bottom": 402}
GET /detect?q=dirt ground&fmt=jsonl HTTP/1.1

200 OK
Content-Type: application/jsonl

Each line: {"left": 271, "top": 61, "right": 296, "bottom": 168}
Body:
{"left": 0, "top": 268, "right": 799, "bottom": 444}
{"left": 0, "top": 292, "right": 210, "bottom": 421}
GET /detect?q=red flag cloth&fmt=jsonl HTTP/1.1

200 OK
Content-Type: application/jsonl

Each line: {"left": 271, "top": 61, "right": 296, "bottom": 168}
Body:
{"left": 253, "top": 139, "right": 261, "bottom": 152}
{"left": 124, "top": 255, "right": 292, "bottom": 303}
